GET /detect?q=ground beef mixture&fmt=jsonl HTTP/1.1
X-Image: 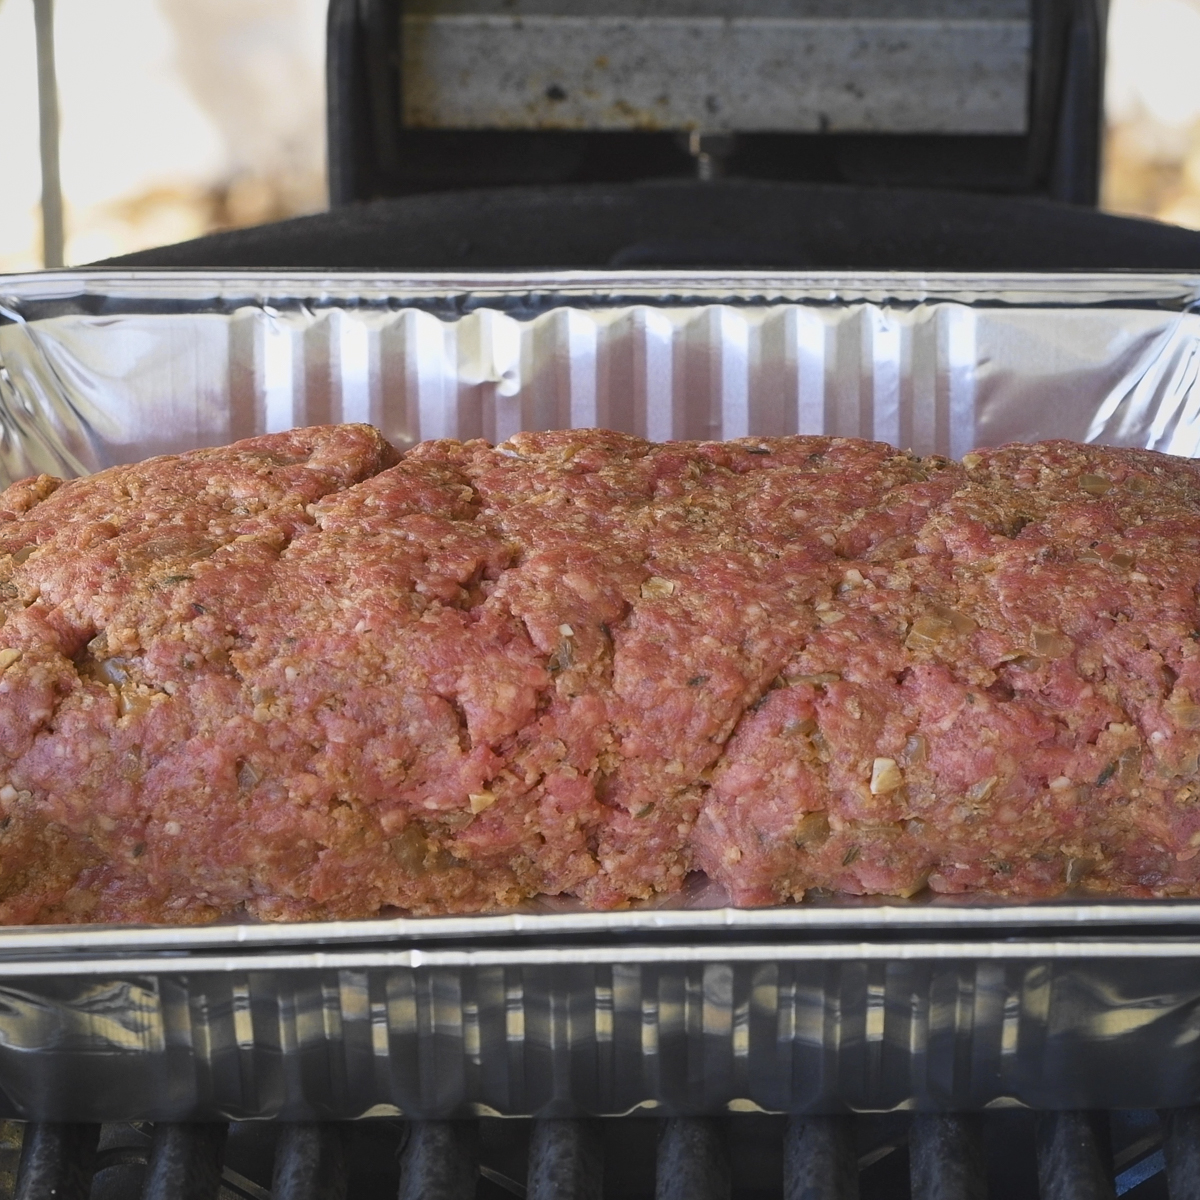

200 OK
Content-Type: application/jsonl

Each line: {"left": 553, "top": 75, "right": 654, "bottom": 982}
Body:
{"left": 2, "top": 424, "right": 1200, "bottom": 922}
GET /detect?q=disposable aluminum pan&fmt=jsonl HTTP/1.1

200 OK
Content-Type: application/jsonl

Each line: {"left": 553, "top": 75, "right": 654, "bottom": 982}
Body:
{"left": 0, "top": 268, "right": 1199, "bottom": 1121}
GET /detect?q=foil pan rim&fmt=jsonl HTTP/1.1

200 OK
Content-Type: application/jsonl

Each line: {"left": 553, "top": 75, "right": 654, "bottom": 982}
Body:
{"left": 2, "top": 267, "right": 1200, "bottom": 310}
{"left": 4, "top": 899, "right": 1200, "bottom": 956}
{"left": 6, "top": 938, "right": 1200, "bottom": 979}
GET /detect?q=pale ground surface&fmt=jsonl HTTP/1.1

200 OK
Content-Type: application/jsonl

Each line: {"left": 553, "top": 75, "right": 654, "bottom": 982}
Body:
{"left": 0, "top": 0, "right": 1196, "bottom": 272}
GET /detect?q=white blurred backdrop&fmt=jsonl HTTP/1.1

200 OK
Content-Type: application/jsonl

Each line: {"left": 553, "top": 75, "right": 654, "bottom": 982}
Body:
{"left": 0, "top": 0, "right": 326, "bottom": 271}
{"left": 0, "top": 0, "right": 1197, "bottom": 272}
{"left": 1102, "top": 0, "right": 1200, "bottom": 229}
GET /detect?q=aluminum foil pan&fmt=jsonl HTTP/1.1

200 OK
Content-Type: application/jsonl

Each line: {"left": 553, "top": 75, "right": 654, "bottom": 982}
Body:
{"left": 4, "top": 939, "right": 1200, "bottom": 1121}
{"left": 1, "top": 269, "right": 1200, "bottom": 1119}
{"left": 1, "top": 270, "right": 1199, "bottom": 484}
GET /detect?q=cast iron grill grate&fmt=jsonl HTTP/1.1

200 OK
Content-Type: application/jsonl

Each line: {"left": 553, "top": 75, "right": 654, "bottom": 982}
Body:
{"left": 0, "top": 1109, "right": 1191, "bottom": 1200}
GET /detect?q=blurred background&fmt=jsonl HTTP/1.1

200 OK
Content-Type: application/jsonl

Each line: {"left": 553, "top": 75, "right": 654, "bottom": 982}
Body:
{"left": 1103, "top": 0, "right": 1200, "bottom": 230}
{"left": 0, "top": 0, "right": 1198, "bottom": 273}
{"left": 0, "top": 0, "right": 327, "bottom": 270}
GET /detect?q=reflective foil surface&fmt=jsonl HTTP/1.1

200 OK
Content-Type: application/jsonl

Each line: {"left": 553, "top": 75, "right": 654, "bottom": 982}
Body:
{"left": 1, "top": 269, "right": 1199, "bottom": 1118}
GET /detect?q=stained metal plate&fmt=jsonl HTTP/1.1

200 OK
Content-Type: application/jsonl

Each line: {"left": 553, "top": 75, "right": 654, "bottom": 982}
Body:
{"left": 400, "top": 1, "right": 1031, "bottom": 134}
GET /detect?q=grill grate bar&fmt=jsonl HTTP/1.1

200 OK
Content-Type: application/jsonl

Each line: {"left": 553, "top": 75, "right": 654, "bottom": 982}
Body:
{"left": 2, "top": 1109, "right": 1181, "bottom": 1199}
{"left": 14, "top": 1123, "right": 97, "bottom": 1200}
{"left": 655, "top": 1118, "right": 730, "bottom": 1200}
{"left": 784, "top": 1115, "right": 859, "bottom": 1200}
{"left": 1036, "top": 1112, "right": 1117, "bottom": 1200}
{"left": 1163, "top": 1109, "right": 1200, "bottom": 1200}
{"left": 397, "top": 1120, "right": 478, "bottom": 1200}
{"left": 270, "top": 1124, "right": 346, "bottom": 1200}
{"left": 909, "top": 1113, "right": 987, "bottom": 1200}
{"left": 526, "top": 1118, "right": 601, "bottom": 1200}
{"left": 140, "top": 1123, "right": 227, "bottom": 1200}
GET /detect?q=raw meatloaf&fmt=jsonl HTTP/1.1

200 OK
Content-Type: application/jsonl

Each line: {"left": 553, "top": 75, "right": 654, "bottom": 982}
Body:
{"left": 2, "top": 424, "right": 1200, "bottom": 922}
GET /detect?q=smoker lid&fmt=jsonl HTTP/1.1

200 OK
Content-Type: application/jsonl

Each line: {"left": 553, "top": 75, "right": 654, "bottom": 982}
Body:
{"left": 101, "top": 180, "right": 1200, "bottom": 273}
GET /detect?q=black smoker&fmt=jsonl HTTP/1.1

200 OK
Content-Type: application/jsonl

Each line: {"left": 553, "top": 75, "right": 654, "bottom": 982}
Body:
{"left": 69, "top": 4, "right": 1200, "bottom": 1198}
